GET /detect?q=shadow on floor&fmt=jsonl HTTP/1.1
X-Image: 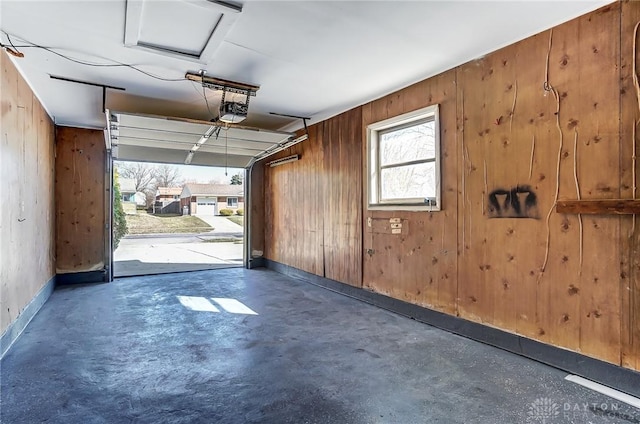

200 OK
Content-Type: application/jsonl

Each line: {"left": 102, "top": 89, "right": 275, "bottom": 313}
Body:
{"left": 113, "top": 260, "right": 242, "bottom": 278}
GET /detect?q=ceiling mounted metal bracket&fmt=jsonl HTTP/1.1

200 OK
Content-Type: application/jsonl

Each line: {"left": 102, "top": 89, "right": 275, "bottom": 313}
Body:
{"left": 270, "top": 112, "right": 310, "bottom": 138}
{"left": 50, "top": 74, "right": 125, "bottom": 113}
{"left": 185, "top": 71, "right": 259, "bottom": 97}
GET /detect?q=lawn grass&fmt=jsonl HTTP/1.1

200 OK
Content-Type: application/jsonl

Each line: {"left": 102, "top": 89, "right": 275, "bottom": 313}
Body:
{"left": 227, "top": 216, "right": 244, "bottom": 226}
{"left": 125, "top": 211, "right": 212, "bottom": 234}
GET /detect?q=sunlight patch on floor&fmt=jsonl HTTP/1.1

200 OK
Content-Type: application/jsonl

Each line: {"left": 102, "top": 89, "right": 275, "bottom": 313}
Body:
{"left": 176, "top": 296, "right": 258, "bottom": 315}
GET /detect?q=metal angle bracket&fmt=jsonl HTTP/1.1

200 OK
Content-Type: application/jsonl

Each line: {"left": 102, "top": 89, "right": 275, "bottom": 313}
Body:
{"left": 185, "top": 71, "right": 259, "bottom": 97}
{"left": 269, "top": 112, "right": 310, "bottom": 139}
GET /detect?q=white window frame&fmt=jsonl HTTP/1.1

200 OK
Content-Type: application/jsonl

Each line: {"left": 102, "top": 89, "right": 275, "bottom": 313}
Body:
{"left": 227, "top": 197, "right": 238, "bottom": 208}
{"left": 367, "top": 104, "right": 441, "bottom": 211}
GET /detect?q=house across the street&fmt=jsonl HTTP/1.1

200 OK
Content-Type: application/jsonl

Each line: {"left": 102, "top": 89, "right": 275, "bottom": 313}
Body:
{"left": 180, "top": 183, "right": 244, "bottom": 216}
{"left": 154, "top": 187, "right": 182, "bottom": 214}
{"left": 119, "top": 178, "right": 145, "bottom": 214}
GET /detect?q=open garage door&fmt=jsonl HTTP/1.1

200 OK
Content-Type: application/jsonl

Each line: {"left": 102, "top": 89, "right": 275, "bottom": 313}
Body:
{"left": 104, "top": 111, "right": 307, "bottom": 278}
{"left": 106, "top": 112, "right": 296, "bottom": 167}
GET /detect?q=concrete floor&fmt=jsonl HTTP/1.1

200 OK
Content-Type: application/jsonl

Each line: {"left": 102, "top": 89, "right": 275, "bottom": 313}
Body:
{"left": 2, "top": 268, "right": 639, "bottom": 423}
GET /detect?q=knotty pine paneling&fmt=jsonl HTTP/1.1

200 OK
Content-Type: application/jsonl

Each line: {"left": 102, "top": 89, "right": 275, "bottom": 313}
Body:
{"left": 261, "top": 2, "right": 639, "bottom": 371}
{"left": 456, "top": 4, "right": 621, "bottom": 364}
{"left": 55, "top": 127, "right": 106, "bottom": 273}
{"left": 621, "top": 0, "right": 640, "bottom": 371}
{"left": 362, "top": 71, "right": 458, "bottom": 314}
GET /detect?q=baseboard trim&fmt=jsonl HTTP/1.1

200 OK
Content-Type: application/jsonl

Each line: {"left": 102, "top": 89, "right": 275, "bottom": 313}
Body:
{"left": 56, "top": 270, "right": 106, "bottom": 285}
{"left": 248, "top": 257, "right": 266, "bottom": 269}
{"left": 0, "top": 275, "right": 56, "bottom": 359}
{"left": 264, "top": 259, "right": 640, "bottom": 398}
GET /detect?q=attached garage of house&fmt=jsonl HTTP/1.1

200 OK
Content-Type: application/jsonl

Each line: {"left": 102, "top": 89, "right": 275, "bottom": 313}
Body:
{"left": 195, "top": 197, "right": 217, "bottom": 215}
{"left": 180, "top": 183, "right": 245, "bottom": 216}
{"left": 2, "top": 1, "right": 640, "bottom": 422}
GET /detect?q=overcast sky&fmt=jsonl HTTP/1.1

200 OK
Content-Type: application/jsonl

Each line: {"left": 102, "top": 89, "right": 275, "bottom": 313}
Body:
{"left": 175, "top": 164, "right": 243, "bottom": 184}
{"left": 115, "top": 161, "right": 243, "bottom": 185}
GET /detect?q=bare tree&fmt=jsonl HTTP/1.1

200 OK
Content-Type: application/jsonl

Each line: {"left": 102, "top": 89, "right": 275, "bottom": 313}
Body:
{"left": 116, "top": 162, "right": 155, "bottom": 193}
{"left": 153, "top": 164, "right": 183, "bottom": 188}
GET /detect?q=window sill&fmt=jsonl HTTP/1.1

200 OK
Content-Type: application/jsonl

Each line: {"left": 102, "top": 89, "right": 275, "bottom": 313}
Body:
{"left": 367, "top": 204, "right": 441, "bottom": 212}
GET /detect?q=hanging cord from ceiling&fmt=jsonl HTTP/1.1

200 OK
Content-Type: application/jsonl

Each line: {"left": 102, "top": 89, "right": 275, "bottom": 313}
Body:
{"left": 225, "top": 124, "right": 229, "bottom": 176}
{"left": 0, "top": 30, "right": 186, "bottom": 83}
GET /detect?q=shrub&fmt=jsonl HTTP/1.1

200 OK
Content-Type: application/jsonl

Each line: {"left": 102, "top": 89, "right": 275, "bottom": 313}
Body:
{"left": 219, "top": 209, "right": 234, "bottom": 216}
{"left": 112, "top": 171, "right": 128, "bottom": 250}
{"left": 236, "top": 209, "right": 244, "bottom": 216}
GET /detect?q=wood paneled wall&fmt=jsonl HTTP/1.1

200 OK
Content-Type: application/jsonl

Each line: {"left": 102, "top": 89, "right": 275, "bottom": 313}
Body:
{"left": 455, "top": 3, "right": 623, "bottom": 364}
{"left": 0, "top": 52, "right": 55, "bottom": 335}
{"left": 363, "top": 71, "right": 459, "bottom": 314}
{"left": 261, "top": 2, "right": 640, "bottom": 371}
{"left": 264, "top": 109, "right": 362, "bottom": 287}
{"left": 621, "top": 0, "right": 640, "bottom": 372}
{"left": 55, "top": 127, "right": 106, "bottom": 274}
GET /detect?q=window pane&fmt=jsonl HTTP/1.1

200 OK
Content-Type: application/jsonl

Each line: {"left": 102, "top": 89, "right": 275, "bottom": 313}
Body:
{"left": 380, "top": 162, "right": 436, "bottom": 200}
{"left": 380, "top": 120, "right": 435, "bottom": 166}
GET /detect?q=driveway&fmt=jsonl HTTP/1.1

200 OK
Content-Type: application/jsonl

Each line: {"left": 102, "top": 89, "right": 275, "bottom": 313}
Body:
{"left": 113, "top": 215, "right": 245, "bottom": 278}
{"left": 196, "top": 215, "right": 243, "bottom": 236}
{"left": 113, "top": 236, "right": 243, "bottom": 277}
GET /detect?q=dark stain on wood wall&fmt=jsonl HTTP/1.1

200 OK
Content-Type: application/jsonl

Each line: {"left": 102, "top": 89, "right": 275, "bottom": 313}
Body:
{"left": 55, "top": 127, "right": 106, "bottom": 274}
{"left": 261, "top": 2, "right": 640, "bottom": 371}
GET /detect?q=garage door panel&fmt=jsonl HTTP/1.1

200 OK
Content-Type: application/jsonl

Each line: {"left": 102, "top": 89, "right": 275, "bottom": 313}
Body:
{"left": 196, "top": 197, "right": 217, "bottom": 215}
{"left": 110, "top": 112, "right": 296, "bottom": 166}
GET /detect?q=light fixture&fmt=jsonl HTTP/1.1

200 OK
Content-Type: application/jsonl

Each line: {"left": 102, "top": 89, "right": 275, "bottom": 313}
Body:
{"left": 185, "top": 151, "right": 195, "bottom": 165}
{"left": 267, "top": 154, "right": 300, "bottom": 168}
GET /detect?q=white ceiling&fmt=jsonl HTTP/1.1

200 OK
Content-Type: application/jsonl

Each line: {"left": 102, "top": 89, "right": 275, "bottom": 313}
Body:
{"left": 1, "top": 0, "right": 610, "bottom": 133}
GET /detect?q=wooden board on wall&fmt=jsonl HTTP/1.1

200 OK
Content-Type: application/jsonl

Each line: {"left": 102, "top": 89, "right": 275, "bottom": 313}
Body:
{"left": 322, "top": 108, "right": 363, "bottom": 287}
{"left": 55, "top": 127, "right": 106, "bottom": 273}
